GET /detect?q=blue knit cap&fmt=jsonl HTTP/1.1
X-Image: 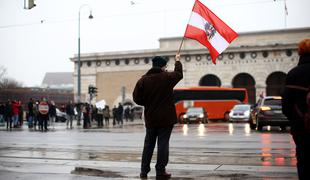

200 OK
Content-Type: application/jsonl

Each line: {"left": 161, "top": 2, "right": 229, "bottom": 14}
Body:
{"left": 152, "top": 56, "right": 167, "bottom": 68}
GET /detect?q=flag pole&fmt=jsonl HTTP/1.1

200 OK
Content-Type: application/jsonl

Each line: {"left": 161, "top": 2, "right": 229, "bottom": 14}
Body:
{"left": 177, "top": 36, "right": 185, "bottom": 54}
{"left": 177, "top": 0, "right": 197, "bottom": 55}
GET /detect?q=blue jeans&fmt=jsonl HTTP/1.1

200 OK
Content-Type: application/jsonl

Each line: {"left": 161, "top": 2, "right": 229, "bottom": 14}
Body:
{"left": 28, "top": 116, "right": 33, "bottom": 127}
{"left": 12, "top": 115, "right": 19, "bottom": 126}
{"left": 141, "top": 125, "right": 173, "bottom": 175}
{"left": 0, "top": 114, "right": 4, "bottom": 123}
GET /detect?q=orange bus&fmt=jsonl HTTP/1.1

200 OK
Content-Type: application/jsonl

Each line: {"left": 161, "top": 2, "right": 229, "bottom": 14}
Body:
{"left": 173, "top": 86, "right": 249, "bottom": 122}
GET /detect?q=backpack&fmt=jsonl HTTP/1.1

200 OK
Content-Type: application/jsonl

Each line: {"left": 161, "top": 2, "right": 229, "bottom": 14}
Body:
{"left": 286, "top": 85, "right": 310, "bottom": 132}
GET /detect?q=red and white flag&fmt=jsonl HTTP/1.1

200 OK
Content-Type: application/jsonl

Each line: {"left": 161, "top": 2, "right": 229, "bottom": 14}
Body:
{"left": 184, "top": 0, "right": 238, "bottom": 64}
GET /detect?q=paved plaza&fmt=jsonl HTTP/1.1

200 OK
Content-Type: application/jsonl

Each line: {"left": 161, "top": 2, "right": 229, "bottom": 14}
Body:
{"left": 0, "top": 121, "right": 298, "bottom": 179}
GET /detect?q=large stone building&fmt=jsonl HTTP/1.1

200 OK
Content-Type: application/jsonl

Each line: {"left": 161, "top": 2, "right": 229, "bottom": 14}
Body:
{"left": 71, "top": 27, "right": 310, "bottom": 106}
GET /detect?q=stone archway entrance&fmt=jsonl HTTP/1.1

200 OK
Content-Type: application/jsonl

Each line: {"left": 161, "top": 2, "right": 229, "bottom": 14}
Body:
{"left": 199, "top": 74, "right": 221, "bottom": 86}
{"left": 266, "top": 72, "right": 287, "bottom": 96}
{"left": 232, "top": 73, "right": 256, "bottom": 105}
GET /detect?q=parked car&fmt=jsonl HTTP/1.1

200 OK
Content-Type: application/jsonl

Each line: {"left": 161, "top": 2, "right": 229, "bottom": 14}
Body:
{"left": 182, "top": 107, "right": 208, "bottom": 124}
{"left": 249, "top": 96, "right": 289, "bottom": 131}
{"left": 229, "top": 104, "right": 251, "bottom": 122}
{"left": 56, "top": 108, "right": 67, "bottom": 122}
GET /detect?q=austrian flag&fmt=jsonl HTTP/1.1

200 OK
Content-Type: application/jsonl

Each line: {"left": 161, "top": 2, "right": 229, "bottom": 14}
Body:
{"left": 184, "top": 0, "right": 238, "bottom": 64}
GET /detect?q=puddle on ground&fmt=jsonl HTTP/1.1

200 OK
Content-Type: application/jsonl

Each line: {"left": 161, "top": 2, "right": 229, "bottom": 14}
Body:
{"left": 71, "top": 167, "right": 124, "bottom": 178}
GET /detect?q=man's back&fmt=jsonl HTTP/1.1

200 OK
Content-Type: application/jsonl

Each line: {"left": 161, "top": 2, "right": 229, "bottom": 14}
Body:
{"left": 133, "top": 60, "right": 182, "bottom": 128}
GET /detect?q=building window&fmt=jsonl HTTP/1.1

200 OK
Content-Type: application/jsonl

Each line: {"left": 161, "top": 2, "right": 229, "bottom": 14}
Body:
{"left": 134, "top": 59, "right": 140, "bottom": 64}
{"left": 196, "top": 55, "right": 201, "bottom": 61}
{"left": 228, "top": 53, "right": 234, "bottom": 60}
{"left": 106, "top": 60, "right": 111, "bottom": 66}
{"left": 96, "top": 61, "right": 101, "bottom": 66}
{"left": 87, "top": 61, "right": 91, "bottom": 67}
{"left": 250, "top": 52, "right": 257, "bottom": 59}
{"left": 79, "top": 62, "right": 83, "bottom": 67}
{"left": 125, "top": 59, "right": 130, "bottom": 65}
{"left": 262, "top": 51, "right": 269, "bottom": 58}
{"left": 144, "top": 57, "right": 149, "bottom": 64}
{"left": 239, "top": 52, "right": 245, "bottom": 59}
{"left": 218, "top": 54, "right": 223, "bottom": 60}
{"left": 286, "top": 49, "right": 292, "bottom": 57}
{"left": 206, "top": 54, "right": 211, "bottom": 61}
{"left": 115, "top": 59, "right": 120, "bottom": 65}
{"left": 185, "top": 56, "right": 191, "bottom": 62}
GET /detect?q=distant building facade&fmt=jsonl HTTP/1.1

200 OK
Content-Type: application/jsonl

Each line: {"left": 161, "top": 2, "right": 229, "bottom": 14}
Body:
{"left": 71, "top": 28, "right": 310, "bottom": 106}
{"left": 41, "top": 72, "right": 73, "bottom": 90}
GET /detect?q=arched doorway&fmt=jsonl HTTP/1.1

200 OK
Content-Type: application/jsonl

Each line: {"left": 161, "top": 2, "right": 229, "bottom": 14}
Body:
{"left": 199, "top": 74, "right": 221, "bottom": 86}
{"left": 266, "top": 72, "right": 286, "bottom": 96}
{"left": 232, "top": 73, "right": 256, "bottom": 105}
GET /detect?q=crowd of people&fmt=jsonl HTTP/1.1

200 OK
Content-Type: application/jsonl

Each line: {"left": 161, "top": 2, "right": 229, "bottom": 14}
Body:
{"left": 0, "top": 98, "right": 142, "bottom": 131}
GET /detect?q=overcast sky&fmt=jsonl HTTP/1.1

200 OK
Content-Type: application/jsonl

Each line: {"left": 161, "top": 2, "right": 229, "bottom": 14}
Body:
{"left": 0, "top": 0, "right": 309, "bottom": 87}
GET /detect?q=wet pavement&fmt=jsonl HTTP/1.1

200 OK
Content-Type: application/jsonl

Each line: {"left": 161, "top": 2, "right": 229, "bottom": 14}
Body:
{"left": 0, "top": 120, "right": 298, "bottom": 179}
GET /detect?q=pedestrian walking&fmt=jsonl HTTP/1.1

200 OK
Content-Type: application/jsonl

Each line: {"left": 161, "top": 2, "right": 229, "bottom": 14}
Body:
{"left": 124, "top": 106, "right": 130, "bottom": 122}
{"left": 18, "top": 100, "right": 23, "bottom": 127}
{"left": 112, "top": 105, "right": 117, "bottom": 126}
{"left": 4, "top": 100, "right": 12, "bottom": 130}
{"left": 38, "top": 98, "right": 49, "bottom": 132}
{"left": 117, "top": 103, "right": 123, "bottom": 125}
{"left": 49, "top": 101, "right": 56, "bottom": 129}
{"left": 133, "top": 54, "right": 183, "bottom": 179}
{"left": 97, "top": 107, "right": 104, "bottom": 128}
{"left": 0, "top": 102, "right": 5, "bottom": 126}
{"left": 33, "top": 101, "right": 39, "bottom": 131}
{"left": 27, "top": 98, "right": 34, "bottom": 128}
{"left": 11, "top": 100, "right": 19, "bottom": 128}
{"left": 282, "top": 39, "right": 310, "bottom": 180}
{"left": 83, "top": 103, "right": 91, "bottom": 129}
{"left": 103, "top": 105, "right": 110, "bottom": 126}
{"left": 66, "top": 101, "right": 74, "bottom": 129}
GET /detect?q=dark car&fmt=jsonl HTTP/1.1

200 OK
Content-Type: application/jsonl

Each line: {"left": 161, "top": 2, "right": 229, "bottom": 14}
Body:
{"left": 181, "top": 107, "right": 208, "bottom": 124}
{"left": 249, "top": 96, "right": 289, "bottom": 131}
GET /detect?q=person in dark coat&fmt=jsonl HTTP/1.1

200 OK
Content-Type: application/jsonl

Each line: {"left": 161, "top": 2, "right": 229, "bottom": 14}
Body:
{"left": 83, "top": 103, "right": 91, "bottom": 129}
{"left": 133, "top": 54, "right": 183, "bottom": 179}
{"left": 117, "top": 103, "right": 124, "bottom": 125}
{"left": 282, "top": 39, "right": 310, "bottom": 180}
{"left": 112, "top": 105, "right": 117, "bottom": 126}
{"left": 4, "top": 100, "right": 12, "bottom": 130}
{"left": 49, "top": 101, "right": 57, "bottom": 129}
{"left": 65, "top": 101, "right": 75, "bottom": 129}
{"left": 27, "top": 98, "right": 34, "bottom": 128}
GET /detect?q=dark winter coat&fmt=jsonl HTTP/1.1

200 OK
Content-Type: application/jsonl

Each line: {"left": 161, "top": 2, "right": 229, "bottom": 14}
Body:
{"left": 133, "top": 61, "right": 183, "bottom": 128}
{"left": 282, "top": 53, "right": 310, "bottom": 136}
{"left": 49, "top": 104, "right": 56, "bottom": 117}
{"left": 28, "top": 101, "right": 34, "bottom": 116}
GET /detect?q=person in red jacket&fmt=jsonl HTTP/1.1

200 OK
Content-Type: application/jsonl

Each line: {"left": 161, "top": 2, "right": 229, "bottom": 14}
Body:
{"left": 11, "top": 100, "right": 20, "bottom": 128}
{"left": 133, "top": 54, "right": 183, "bottom": 179}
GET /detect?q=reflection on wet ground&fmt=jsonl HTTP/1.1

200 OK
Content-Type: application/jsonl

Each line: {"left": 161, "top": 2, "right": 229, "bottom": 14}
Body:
{"left": 0, "top": 121, "right": 297, "bottom": 179}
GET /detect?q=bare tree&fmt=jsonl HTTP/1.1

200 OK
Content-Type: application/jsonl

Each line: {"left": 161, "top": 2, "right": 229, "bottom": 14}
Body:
{"left": 0, "top": 66, "right": 22, "bottom": 89}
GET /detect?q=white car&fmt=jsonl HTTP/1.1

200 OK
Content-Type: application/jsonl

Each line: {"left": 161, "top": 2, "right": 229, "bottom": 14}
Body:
{"left": 229, "top": 104, "right": 251, "bottom": 122}
{"left": 56, "top": 108, "right": 67, "bottom": 122}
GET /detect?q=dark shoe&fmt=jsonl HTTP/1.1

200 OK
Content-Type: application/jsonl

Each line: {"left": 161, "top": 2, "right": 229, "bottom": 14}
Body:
{"left": 140, "top": 173, "right": 147, "bottom": 179}
{"left": 156, "top": 172, "right": 171, "bottom": 179}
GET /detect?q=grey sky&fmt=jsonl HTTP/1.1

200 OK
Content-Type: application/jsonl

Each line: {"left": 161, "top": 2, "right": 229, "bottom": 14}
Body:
{"left": 0, "top": 0, "right": 309, "bottom": 87}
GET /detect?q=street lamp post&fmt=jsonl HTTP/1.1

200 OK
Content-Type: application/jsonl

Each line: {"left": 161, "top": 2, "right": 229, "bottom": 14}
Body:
{"left": 77, "top": 4, "right": 93, "bottom": 125}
